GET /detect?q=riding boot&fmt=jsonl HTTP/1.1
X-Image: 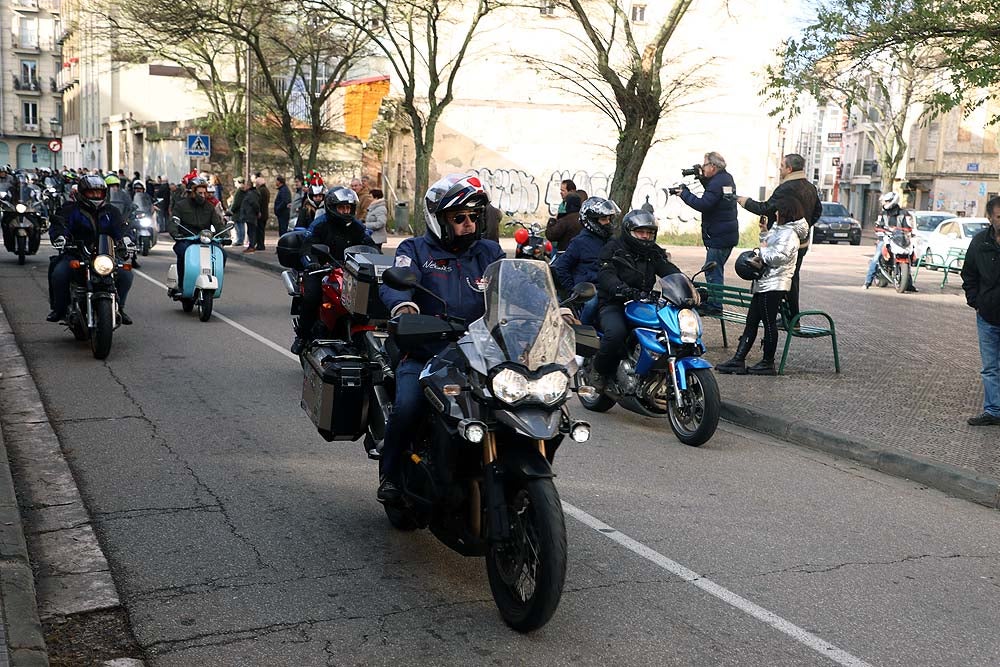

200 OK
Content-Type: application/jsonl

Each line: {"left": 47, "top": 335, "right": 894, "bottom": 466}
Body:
{"left": 747, "top": 357, "right": 777, "bottom": 376}
{"left": 715, "top": 336, "right": 752, "bottom": 375}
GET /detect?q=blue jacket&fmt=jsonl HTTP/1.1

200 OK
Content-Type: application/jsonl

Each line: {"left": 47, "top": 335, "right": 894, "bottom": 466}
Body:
{"left": 274, "top": 184, "right": 291, "bottom": 218}
{"left": 679, "top": 170, "right": 739, "bottom": 248}
{"left": 380, "top": 233, "right": 505, "bottom": 324}
{"left": 49, "top": 203, "right": 128, "bottom": 244}
{"left": 551, "top": 229, "right": 606, "bottom": 291}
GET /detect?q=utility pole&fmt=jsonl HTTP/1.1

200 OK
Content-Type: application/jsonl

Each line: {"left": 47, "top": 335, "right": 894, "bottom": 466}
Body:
{"left": 244, "top": 44, "right": 252, "bottom": 181}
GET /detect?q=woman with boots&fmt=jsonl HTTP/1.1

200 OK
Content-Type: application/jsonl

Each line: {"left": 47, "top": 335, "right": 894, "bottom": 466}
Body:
{"left": 716, "top": 197, "right": 807, "bottom": 375}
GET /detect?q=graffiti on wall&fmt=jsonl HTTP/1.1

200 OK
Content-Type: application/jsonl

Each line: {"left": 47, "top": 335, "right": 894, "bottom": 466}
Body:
{"left": 469, "top": 167, "right": 541, "bottom": 215}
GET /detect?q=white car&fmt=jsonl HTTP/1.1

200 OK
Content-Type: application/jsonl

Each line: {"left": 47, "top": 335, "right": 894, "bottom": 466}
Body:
{"left": 922, "top": 217, "right": 990, "bottom": 260}
{"left": 910, "top": 210, "right": 956, "bottom": 257}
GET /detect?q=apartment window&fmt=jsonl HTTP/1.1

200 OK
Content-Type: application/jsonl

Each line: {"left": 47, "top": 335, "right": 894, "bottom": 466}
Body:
{"left": 18, "top": 16, "right": 38, "bottom": 48}
{"left": 20, "top": 60, "right": 37, "bottom": 86}
{"left": 23, "top": 101, "right": 38, "bottom": 127}
{"left": 539, "top": 2, "right": 555, "bottom": 16}
{"left": 631, "top": 4, "right": 646, "bottom": 22}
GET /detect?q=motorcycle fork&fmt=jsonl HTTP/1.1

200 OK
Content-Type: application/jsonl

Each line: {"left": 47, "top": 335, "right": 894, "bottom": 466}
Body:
{"left": 668, "top": 357, "right": 684, "bottom": 403}
{"left": 482, "top": 433, "right": 511, "bottom": 542}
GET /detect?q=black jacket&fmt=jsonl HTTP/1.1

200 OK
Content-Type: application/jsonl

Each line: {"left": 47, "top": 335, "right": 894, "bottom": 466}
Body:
{"left": 239, "top": 188, "right": 260, "bottom": 227}
{"left": 597, "top": 237, "right": 680, "bottom": 306}
{"left": 169, "top": 197, "right": 222, "bottom": 238}
{"left": 305, "top": 212, "right": 371, "bottom": 264}
{"left": 961, "top": 227, "right": 1000, "bottom": 326}
{"left": 274, "top": 184, "right": 291, "bottom": 219}
{"left": 743, "top": 171, "right": 823, "bottom": 228}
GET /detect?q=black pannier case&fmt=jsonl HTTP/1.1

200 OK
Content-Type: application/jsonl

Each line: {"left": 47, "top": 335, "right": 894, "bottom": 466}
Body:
{"left": 276, "top": 230, "right": 308, "bottom": 269}
{"left": 301, "top": 342, "right": 371, "bottom": 442}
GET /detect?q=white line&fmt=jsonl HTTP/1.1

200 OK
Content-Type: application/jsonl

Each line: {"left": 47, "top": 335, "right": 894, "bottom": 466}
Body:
{"left": 562, "top": 502, "right": 872, "bottom": 667}
{"left": 136, "top": 266, "right": 870, "bottom": 666}
{"left": 132, "top": 270, "right": 298, "bottom": 362}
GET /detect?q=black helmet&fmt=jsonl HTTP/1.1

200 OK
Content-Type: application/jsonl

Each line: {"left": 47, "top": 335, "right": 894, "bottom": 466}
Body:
{"left": 734, "top": 249, "right": 765, "bottom": 281}
{"left": 78, "top": 175, "right": 108, "bottom": 213}
{"left": 620, "top": 209, "right": 659, "bottom": 255}
{"left": 423, "top": 174, "right": 489, "bottom": 247}
{"left": 580, "top": 197, "right": 621, "bottom": 240}
{"left": 325, "top": 186, "right": 359, "bottom": 226}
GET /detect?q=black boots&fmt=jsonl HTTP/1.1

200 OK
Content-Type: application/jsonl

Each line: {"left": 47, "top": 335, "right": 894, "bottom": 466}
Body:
{"left": 716, "top": 336, "right": 752, "bottom": 375}
{"left": 747, "top": 358, "right": 776, "bottom": 375}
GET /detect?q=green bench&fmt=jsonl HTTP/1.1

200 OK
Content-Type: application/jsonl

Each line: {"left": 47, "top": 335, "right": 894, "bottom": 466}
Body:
{"left": 694, "top": 281, "right": 841, "bottom": 375}
{"left": 913, "top": 248, "right": 965, "bottom": 287}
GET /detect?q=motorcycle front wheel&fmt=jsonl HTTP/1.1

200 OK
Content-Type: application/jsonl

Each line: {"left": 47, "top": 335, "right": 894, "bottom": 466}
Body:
{"left": 198, "top": 291, "right": 214, "bottom": 322}
{"left": 895, "top": 262, "right": 911, "bottom": 293}
{"left": 16, "top": 235, "right": 26, "bottom": 265}
{"left": 486, "top": 478, "right": 566, "bottom": 633}
{"left": 575, "top": 366, "right": 616, "bottom": 412}
{"left": 91, "top": 299, "right": 114, "bottom": 360}
{"left": 667, "top": 367, "right": 720, "bottom": 447}
{"left": 141, "top": 238, "right": 150, "bottom": 256}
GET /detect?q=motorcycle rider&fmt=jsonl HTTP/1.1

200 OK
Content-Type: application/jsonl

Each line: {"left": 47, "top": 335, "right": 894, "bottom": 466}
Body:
{"left": 551, "top": 196, "right": 621, "bottom": 324}
{"left": 46, "top": 175, "right": 135, "bottom": 325}
{"left": 167, "top": 177, "right": 222, "bottom": 295}
{"left": 105, "top": 174, "right": 134, "bottom": 220}
{"left": 864, "top": 191, "right": 918, "bottom": 292}
{"left": 289, "top": 186, "right": 370, "bottom": 354}
{"left": 591, "top": 210, "right": 681, "bottom": 391}
{"left": 376, "top": 174, "right": 506, "bottom": 502}
{"left": 132, "top": 180, "right": 154, "bottom": 216}
{"left": 296, "top": 177, "right": 327, "bottom": 230}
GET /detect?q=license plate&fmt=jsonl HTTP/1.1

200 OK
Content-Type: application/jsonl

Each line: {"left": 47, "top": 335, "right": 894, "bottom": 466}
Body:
{"left": 833, "top": 233, "right": 848, "bottom": 237}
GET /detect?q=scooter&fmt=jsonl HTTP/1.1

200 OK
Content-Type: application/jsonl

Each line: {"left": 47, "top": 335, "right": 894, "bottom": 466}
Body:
{"left": 575, "top": 262, "right": 721, "bottom": 447}
{"left": 872, "top": 225, "right": 917, "bottom": 293}
{"left": 165, "top": 219, "right": 233, "bottom": 322}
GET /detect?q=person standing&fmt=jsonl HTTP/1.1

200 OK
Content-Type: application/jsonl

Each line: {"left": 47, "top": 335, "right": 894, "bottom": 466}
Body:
{"left": 351, "top": 177, "right": 373, "bottom": 221}
{"left": 240, "top": 178, "right": 261, "bottom": 253}
{"left": 290, "top": 174, "right": 305, "bottom": 227}
{"left": 737, "top": 153, "right": 822, "bottom": 320}
{"left": 556, "top": 179, "right": 577, "bottom": 216}
{"left": 961, "top": 196, "right": 1000, "bottom": 426}
{"left": 274, "top": 175, "right": 291, "bottom": 236}
{"left": 229, "top": 177, "right": 247, "bottom": 247}
{"left": 675, "top": 151, "right": 739, "bottom": 315}
{"left": 364, "top": 188, "right": 387, "bottom": 250}
{"left": 254, "top": 174, "right": 270, "bottom": 251}
{"left": 545, "top": 193, "right": 583, "bottom": 252}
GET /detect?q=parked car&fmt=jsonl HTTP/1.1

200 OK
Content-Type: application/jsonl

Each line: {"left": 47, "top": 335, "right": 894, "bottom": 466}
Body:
{"left": 910, "top": 210, "right": 957, "bottom": 258}
{"left": 813, "top": 202, "right": 862, "bottom": 245}
{"left": 922, "top": 217, "right": 990, "bottom": 260}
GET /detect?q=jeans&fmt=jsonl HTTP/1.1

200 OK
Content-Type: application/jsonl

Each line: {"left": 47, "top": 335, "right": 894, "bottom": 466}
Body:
{"left": 381, "top": 358, "right": 425, "bottom": 480}
{"left": 865, "top": 241, "right": 884, "bottom": 285}
{"left": 277, "top": 213, "right": 290, "bottom": 237}
{"left": 579, "top": 294, "right": 599, "bottom": 325}
{"left": 705, "top": 246, "right": 734, "bottom": 308}
{"left": 50, "top": 256, "right": 133, "bottom": 316}
{"left": 233, "top": 220, "right": 246, "bottom": 246}
{"left": 977, "top": 314, "right": 1000, "bottom": 417}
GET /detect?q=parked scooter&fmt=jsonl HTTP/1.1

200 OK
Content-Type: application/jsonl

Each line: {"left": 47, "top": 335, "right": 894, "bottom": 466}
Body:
{"left": 575, "top": 262, "right": 721, "bottom": 447}
{"left": 52, "top": 235, "right": 133, "bottom": 360}
{"left": 0, "top": 188, "right": 43, "bottom": 265}
{"left": 871, "top": 225, "right": 917, "bottom": 293}
{"left": 165, "top": 219, "right": 233, "bottom": 322}
{"left": 505, "top": 219, "right": 552, "bottom": 261}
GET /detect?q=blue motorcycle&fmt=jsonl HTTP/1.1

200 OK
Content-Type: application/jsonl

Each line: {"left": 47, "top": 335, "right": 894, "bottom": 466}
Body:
{"left": 165, "top": 220, "right": 233, "bottom": 322}
{"left": 576, "top": 263, "right": 720, "bottom": 446}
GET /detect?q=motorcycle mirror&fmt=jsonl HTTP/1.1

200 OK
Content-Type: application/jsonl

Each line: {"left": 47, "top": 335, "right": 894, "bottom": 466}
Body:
{"left": 571, "top": 281, "right": 596, "bottom": 301}
{"left": 701, "top": 261, "right": 718, "bottom": 273}
{"left": 310, "top": 244, "right": 333, "bottom": 263}
{"left": 382, "top": 267, "right": 420, "bottom": 290}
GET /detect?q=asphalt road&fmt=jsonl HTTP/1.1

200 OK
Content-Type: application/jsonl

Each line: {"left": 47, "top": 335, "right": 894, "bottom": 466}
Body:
{"left": 1, "top": 241, "right": 998, "bottom": 666}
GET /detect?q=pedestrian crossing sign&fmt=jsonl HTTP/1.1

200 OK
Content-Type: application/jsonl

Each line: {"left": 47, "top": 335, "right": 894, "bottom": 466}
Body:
{"left": 186, "top": 134, "right": 211, "bottom": 157}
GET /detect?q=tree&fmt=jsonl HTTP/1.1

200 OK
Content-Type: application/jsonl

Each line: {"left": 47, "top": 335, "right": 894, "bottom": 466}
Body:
{"left": 322, "top": 0, "right": 500, "bottom": 216}
{"left": 762, "top": 0, "right": 942, "bottom": 193}
{"left": 554, "top": 0, "right": 699, "bottom": 211}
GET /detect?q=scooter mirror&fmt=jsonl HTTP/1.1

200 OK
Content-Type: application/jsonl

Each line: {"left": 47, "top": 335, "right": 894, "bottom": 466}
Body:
{"left": 383, "top": 267, "right": 420, "bottom": 290}
{"left": 571, "top": 282, "right": 596, "bottom": 301}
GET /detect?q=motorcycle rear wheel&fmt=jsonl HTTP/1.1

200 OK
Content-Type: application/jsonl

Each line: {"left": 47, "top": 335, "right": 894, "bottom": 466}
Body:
{"left": 667, "top": 367, "right": 720, "bottom": 447}
{"left": 91, "top": 299, "right": 114, "bottom": 360}
{"left": 895, "top": 263, "right": 911, "bottom": 293}
{"left": 486, "top": 478, "right": 566, "bottom": 633}
{"left": 198, "top": 291, "right": 214, "bottom": 322}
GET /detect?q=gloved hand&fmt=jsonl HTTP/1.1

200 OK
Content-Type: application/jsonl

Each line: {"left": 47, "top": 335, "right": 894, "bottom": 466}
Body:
{"left": 305, "top": 262, "right": 322, "bottom": 273}
{"left": 52, "top": 236, "right": 66, "bottom": 249}
{"left": 616, "top": 286, "right": 643, "bottom": 301}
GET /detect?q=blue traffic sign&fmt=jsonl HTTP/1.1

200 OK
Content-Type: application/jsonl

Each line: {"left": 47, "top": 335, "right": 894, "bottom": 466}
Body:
{"left": 186, "top": 134, "right": 211, "bottom": 157}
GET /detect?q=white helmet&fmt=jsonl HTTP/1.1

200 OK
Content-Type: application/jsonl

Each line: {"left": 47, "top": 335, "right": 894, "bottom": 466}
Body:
{"left": 880, "top": 191, "right": 900, "bottom": 210}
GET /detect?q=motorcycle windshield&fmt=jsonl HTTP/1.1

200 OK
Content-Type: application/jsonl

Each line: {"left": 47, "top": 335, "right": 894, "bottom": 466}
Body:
{"left": 891, "top": 230, "right": 910, "bottom": 248}
{"left": 465, "top": 259, "right": 576, "bottom": 372}
{"left": 658, "top": 273, "right": 699, "bottom": 308}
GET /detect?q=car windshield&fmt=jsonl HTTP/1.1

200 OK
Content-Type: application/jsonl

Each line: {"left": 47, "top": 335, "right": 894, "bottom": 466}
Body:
{"left": 914, "top": 214, "right": 952, "bottom": 231}
{"left": 465, "top": 259, "right": 576, "bottom": 372}
{"left": 963, "top": 222, "right": 989, "bottom": 237}
{"left": 822, "top": 203, "right": 849, "bottom": 217}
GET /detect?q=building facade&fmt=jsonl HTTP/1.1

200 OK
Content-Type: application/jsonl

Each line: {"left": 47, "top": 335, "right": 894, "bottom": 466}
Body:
{"left": 1, "top": 0, "right": 63, "bottom": 169}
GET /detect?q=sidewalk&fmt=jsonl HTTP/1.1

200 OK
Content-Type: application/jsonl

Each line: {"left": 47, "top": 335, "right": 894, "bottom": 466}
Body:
{"left": 227, "top": 231, "right": 1000, "bottom": 508}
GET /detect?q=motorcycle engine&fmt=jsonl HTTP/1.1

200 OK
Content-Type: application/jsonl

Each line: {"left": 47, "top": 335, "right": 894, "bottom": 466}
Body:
{"left": 616, "top": 357, "right": 638, "bottom": 394}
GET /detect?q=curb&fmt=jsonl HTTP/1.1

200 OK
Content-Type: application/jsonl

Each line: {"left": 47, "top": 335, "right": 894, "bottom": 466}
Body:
{"left": 721, "top": 399, "right": 1000, "bottom": 510}
{"left": 224, "top": 248, "right": 286, "bottom": 276}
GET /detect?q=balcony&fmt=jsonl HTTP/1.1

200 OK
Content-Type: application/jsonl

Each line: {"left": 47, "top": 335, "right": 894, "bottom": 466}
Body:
{"left": 12, "top": 77, "right": 42, "bottom": 95}
{"left": 12, "top": 38, "right": 41, "bottom": 54}
{"left": 11, "top": 119, "right": 41, "bottom": 135}
{"left": 11, "top": 0, "right": 39, "bottom": 11}
{"left": 40, "top": 0, "right": 60, "bottom": 13}
{"left": 55, "top": 67, "right": 77, "bottom": 92}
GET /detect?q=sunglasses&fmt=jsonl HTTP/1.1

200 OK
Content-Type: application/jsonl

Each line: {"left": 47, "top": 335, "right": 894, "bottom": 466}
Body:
{"left": 450, "top": 212, "right": 480, "bottom": 224}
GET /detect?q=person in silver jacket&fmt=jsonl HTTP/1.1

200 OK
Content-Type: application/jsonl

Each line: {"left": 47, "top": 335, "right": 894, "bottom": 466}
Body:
{"left": 717, "top": 198, "right": 808, "bottom": 375}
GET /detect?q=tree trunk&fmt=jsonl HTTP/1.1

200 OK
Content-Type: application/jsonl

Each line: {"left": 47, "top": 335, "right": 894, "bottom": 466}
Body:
{"left": 608, "top": 113, "right": 658, "bottom": 214}
{"left": 410, "top": 112, "right": 435, "bottom": 232}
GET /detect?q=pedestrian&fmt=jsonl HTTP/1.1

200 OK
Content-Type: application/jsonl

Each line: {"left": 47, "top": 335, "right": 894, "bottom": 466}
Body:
{"left": 351, "top": 177, "right": 373, "bottom": 221}
{"left": 961, "top": 195, "right": 1000, "bottom": 426}
{"left": 254, "top": 174, "right": 270, "bottom": 251}
{"left": 737, "top": 153, "right": 822, "bottom": 321}
{"left": 716, "top": 197, "right": 806, "bottom": 376}
{"left": 274, "top": 175, "right": 291, "bottom": 236}
{"left": 674, "top": 151, "right": 739, "bottom": 315}
{"left": 545, "top": 192, "right": 583, "bottom": 252}
{"left": 364, "top": 188, "right": 387, "bottom": 250}
{"left": 229, "top": 177, "right": 247, "bottom": 246}
{"left": 556, "top": 179, "right": 577, "bottom": 216}
{"left": 290, "top": 174, "right": 305, "bottom": 227}
{"left": 239, "top": 178, "right": 261, "bottom": 253}
{"left": 210, "top": 174, "right": 223, "bottom": 203}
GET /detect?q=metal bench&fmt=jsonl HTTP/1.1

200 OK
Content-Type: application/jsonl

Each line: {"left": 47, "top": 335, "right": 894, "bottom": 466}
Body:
{"left": 694, "top": 281, "right": 841, "bottom": 375}
{"left": 913, "top": 248, "right": 965, "bottom": 287}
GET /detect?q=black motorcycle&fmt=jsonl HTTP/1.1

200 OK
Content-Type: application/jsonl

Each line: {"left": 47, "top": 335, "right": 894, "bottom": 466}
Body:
{"left": 54, "top": 235, "right": 132, "bottom": 360}
{"left": 505, "top": 219, "right": 552, "bottom": 261}
{"left": 379, "top": 259, "right": 592, "bottom": 631}
{"left": 0, "top": 188, "right": 43, "bottom": 265}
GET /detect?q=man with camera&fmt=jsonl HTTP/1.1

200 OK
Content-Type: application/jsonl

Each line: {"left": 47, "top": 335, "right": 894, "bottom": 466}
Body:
{"left": 672, "top": 152, "right": 739, "bottom": 315}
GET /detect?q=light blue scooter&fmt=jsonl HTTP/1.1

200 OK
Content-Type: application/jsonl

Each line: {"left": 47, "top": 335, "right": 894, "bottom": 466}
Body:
{"left": 166, "top": 219, "right": 233, "bottom": 322}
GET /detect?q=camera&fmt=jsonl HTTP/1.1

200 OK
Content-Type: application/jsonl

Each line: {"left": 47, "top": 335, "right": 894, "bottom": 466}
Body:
{"left": 680, "top": 164, "right": 702, "bottom": 178}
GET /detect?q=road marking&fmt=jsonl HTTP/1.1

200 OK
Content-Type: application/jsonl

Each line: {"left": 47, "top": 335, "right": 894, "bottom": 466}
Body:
{"left": 136, "top": 266, "right": 871, "bottom": 667}
{"left": 132, "top": 270, "right": 298, "bottom": 362}
{"left": 562, "top": 502, "right": 872, "bottom": 667}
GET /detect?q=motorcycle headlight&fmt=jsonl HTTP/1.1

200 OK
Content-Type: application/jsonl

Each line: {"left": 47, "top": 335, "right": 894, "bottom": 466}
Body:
{"left": 15, "top": 203, "right": 26, "bottom": 214}
{"left": 491, "top": 368, "right": 569, "bottom": 406}
{"left": 139, "top": 216, "right": 152, "bottom": 227}
{"left": 677, "top": 308, "right": 701, "bottom": 343}
{"left": 93, "top": 254, "right": 115, "bottom": 276}
{"left": 199, "top": 230, "right": 213, "bottom": 244}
